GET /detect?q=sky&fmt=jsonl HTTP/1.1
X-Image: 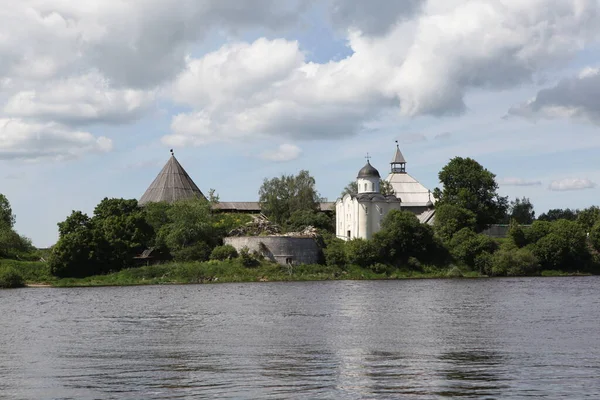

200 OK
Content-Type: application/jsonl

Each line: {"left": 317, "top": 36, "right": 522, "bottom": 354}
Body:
{"left": 2, "top": 0, "right": 600, "bottom": 247}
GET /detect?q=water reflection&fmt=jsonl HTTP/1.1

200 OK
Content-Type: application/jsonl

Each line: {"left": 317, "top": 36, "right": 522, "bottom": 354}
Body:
{"left": 434, "top": 350, "right": 509, "bottom": 398}
{"left": 1, "top": 278, "right": 600, "bottom": 399}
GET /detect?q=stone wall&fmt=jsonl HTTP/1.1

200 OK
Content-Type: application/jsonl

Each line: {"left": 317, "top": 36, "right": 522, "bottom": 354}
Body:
{"left": 224, "top": 236, "right": 322, "bottom": 266}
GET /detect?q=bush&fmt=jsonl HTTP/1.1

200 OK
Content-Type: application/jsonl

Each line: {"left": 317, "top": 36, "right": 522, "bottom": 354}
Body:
{"left": 345, "top": 239, "right": 378, "bottom": 268}
{"left": 323, "top": 238, "right": 347, "bottom": 267}
{"left": 210, "top": 245, "right": 238, "bottom": 261}
{"left": 0, "top": 266, "right": 25, "bottom": 288}
{"left": 172, "top": 242, "right": 212, "bottom": 262}
{"left": 369, "top": 262, "right": 395, "bottom": 275}
{"left": 449, "top": 228, "right": 498, "bottom": 269}
{"left": 238, "top": 247, "right": 260, "bottom": 268}
{"left": 490, "top": 244, "right": 540, "bottom": 276}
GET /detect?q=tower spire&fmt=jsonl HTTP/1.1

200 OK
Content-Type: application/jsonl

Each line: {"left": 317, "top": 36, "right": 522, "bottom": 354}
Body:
{"left": 390, "top": 140, "right": 406, "bottom": 173}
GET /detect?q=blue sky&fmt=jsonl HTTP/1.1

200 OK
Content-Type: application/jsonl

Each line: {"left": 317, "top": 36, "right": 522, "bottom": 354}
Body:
{"left": 2, "top": 0, "right": 600, "bottom": 247}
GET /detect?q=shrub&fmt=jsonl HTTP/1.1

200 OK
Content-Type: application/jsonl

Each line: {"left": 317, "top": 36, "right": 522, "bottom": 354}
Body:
{"left": 446, "top": 265, "right": 464, "bottom": 278}
{"left": 491, "top": 245, "right": 540, "bottom": 276}
{"left": 210, "top": 245, "right": 238, "bottom": 261}
{"left": 323, "top": 238, "right": 347, "bottom": 268}
{"left": 0, "top": 266, "right": 25, "bottom": 288}
{"left": 369, "top": 263, "right": 394, "bottom": 275}
{"left": 172, "top": 242, "right": 212, "bottom": 262}
{"left": 239, "top": 247, "right": 260, "bottom": 268}
{"left": 449, "top": 228, "right": 498, "bottom": 269}
{"left": 345, "top": 239, "right": 378, "bottom": 268}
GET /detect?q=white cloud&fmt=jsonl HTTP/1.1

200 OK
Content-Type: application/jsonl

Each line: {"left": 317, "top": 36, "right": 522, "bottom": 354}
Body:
{"left": 164, "top": 1, "right": 600, "bottom": 147}
{"left": 548, "top": 178, "right": 596, "bottom": 191}
{"left": 509, "top": 67, "right": 600, "bottom": 124}
{"left": 0, "top": 0, "right": 309, "bottom": 89}
{"left": 260, "top": 143, "right": 302, "bottom": 162}
{"left": 3, "top": 73, "right": 154, "bottom": 126}
{"left": 498, "top": 177, "right": 542, "bottom": 186}
{"left": 0, "top": 119, "right": 112, "bottom": 161}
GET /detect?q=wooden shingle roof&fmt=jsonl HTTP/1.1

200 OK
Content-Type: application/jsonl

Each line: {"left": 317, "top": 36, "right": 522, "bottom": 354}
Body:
{"left": 139, "top": 154, "right": 205, "bottom": 205}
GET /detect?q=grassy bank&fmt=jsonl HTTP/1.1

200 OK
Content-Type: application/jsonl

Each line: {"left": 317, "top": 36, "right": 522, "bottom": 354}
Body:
{"left": 1, "top": 259, "right": 593, "bottom": 288}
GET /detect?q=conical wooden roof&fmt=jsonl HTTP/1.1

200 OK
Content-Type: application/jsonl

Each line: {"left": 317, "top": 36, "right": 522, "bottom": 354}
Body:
{"left": 139, "top": 154, "right": 205, "bottom": 205}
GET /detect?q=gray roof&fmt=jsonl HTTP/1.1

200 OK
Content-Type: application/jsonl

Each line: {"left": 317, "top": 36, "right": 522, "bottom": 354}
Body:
{"left": 139, "top": 155, "right": 206, "bottom": 205}
{"left": 391, "top": 145, "right": 406, "bottom": 164}
{"left": 213, "top": 202, "right": 335, "bottom": 212}
{"left": 357, "top": 161, "right": 381, "bottom": 178}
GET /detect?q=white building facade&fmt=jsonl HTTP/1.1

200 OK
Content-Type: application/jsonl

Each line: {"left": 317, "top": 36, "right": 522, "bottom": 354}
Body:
{"left": 336, "top": 160, "right": 402, "bottom": 240}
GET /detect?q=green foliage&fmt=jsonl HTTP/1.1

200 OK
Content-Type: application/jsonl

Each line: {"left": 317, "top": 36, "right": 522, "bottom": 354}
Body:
{"left": 433, "top": 157, "right": 508, "bottom": 231}
{"left": 433, "top": 204, "right": 477, "bottom": 242}
{"left": 490, "top": 243, "right": 539, "bottom": 276}
{"left": 576, "top": 206, "right": 600, "bottom": 231}
{"left": 157, "top": 198, "right": 215, "bottom": 250}
{"left": 0, "top": 227, "right": 35, "bottom": 259}
{"left": 345, "top": 238, "right": 378, "bottom": 268}
{"left": 373, "top": 210, "right": 442, "bottom": 267}
{"left": 286, "top": 210, "right": 334, "bottom": 233}
{"left": 538, "top": 208, "right": 578, "bottom": 222}
{"left": 323, "top": 237, "right": 347, "bottom": 267}
{"left": 508, "top": 219, "right": 528, "bottom": 248}
{"left": 172, "top": 241, "right": 211, "bottom": 262}
{"left": 50, "top": 198, "right": 153, "bottom": 277}
{"left": 533, "top": 220, "right": 589, "bottom": 271}
{"left": 524, "top": 220, "right": 552, "bottom": 244}
{"left": 507, "top": 197, "right": 535, "bottom": 224}
{"left": 259, "top": 170, "right": 320, "bottom": 225}
{"left": 449, "top": 228, "right": 497, "bottom": 269}
{"left": 238, "top": 247, "right": 260, "bottom": 268}
{"left": 0, "top": 193, "right": 15, "bottom": 228}
{"left": 0, "top": 266, "right": 25, "bottom": 288}
{"left": 210, "top": 244, "right": 238, "bottom": 261}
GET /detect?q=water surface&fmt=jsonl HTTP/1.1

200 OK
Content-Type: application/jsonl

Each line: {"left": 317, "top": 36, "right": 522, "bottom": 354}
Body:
{"left": 1, "top": 277, "right": 599, "bottom": 399}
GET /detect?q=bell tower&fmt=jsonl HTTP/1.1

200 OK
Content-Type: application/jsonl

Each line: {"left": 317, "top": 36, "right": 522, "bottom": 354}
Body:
{"left": 390, "top": 141, "right": 406, "bottom": 174}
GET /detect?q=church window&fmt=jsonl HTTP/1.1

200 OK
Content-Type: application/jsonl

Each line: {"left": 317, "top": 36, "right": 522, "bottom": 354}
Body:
{"left": 364, "top": 183, "right": 367, "bottom": 191}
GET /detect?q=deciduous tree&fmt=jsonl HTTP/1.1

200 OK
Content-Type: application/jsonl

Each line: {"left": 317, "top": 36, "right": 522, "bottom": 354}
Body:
{"left": 259, "top": 170, "right": 320, "bottom": 225}
{"left": 433, "top": 157, "right": 508, "bottom": 231}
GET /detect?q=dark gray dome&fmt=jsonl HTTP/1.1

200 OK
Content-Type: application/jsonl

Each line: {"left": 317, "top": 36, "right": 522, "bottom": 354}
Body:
{"left": 357, "top": 161, "right": 380, "bottom": 179}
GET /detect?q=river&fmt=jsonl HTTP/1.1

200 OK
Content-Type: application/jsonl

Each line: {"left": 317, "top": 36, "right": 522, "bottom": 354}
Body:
{"left": 1, "top": 277, "right": 599, "bottom": 399}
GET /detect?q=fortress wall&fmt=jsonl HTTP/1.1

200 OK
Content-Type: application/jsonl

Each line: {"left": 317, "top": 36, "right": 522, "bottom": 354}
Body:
{"left": 224, "top": 236, "right": 322, "bottom": 266}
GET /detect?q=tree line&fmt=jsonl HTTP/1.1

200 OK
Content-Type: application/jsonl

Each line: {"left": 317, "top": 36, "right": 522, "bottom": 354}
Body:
{"left": 2, "top": 155, "right": 600, "bottom": 280}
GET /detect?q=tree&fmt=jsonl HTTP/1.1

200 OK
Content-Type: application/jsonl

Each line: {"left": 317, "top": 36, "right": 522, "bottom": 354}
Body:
{"left": 576, "top": 206, "right": 600, "bottom": 231}
{"left": 507, "top": 197, "right": 535, "bottom": 224}
{"left": 449, "top": 228, "right": 497, "bottom": 270}
{"left": 345, "top": 239, "right": 378, "bottom": 268}
{"left": 158, "top": 198, "right": 216, "bottom": 250}
{"left": 538, "top": 208, "right": 578, "bottom": 222}
{"left": 50, "top": 198, "right": 154, "bottom": 277}
{"left": 0, "top": 193, "right": 15, "bottom": 228}
{"left": 373, "top": 210, "right": 442, "bottom": 267}
{"left": 340, "top": 179, "right": 395, "bottom": 197}
{"left": 433, "top": 204, "right": 477, "bottom": 242}
{"left": 433, "top": 157, "right": 508, "bottom": 231}
{"left": 286, "top": 209, "right": 334, "bottom": 233}
{"left": 533, "top": 220, "right": 589, "bottom": 271}
{"left": 259, "top": 170, "right": 320, "bottom": 225}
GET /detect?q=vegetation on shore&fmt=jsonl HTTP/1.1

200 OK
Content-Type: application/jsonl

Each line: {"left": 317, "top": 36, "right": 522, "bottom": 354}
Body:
{"left": 1, "top": 257, "right": 592, "bottom": 288}
{"left": 1, "top": 156, "right": 600, "bottom": 289}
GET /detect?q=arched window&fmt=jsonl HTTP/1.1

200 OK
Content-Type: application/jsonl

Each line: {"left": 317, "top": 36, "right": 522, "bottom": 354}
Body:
{"left": 364, "top": 183, "right": 367, "bottom": 191}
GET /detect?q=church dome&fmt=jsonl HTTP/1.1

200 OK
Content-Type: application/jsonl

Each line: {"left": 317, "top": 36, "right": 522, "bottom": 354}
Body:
{"left": 357, "top": 161, "right": 380, "bottom": 179}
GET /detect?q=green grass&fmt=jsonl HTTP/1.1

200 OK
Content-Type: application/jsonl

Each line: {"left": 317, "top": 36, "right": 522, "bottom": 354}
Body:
{"left": 3, "top": 258, "right": 593, "bottom": 288}
{"left": 0, "top": 259, "right": 55, "bottom": 284}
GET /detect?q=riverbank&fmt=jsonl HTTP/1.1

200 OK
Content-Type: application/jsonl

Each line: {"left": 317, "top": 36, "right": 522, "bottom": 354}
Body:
{"left": 1, "top": 258, "right": 592, "bottom": 288}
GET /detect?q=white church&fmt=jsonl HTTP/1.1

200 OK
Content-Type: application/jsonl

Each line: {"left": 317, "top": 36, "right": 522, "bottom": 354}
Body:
{"left": 336, "top": 144, "right": 435, "bottom": 240}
